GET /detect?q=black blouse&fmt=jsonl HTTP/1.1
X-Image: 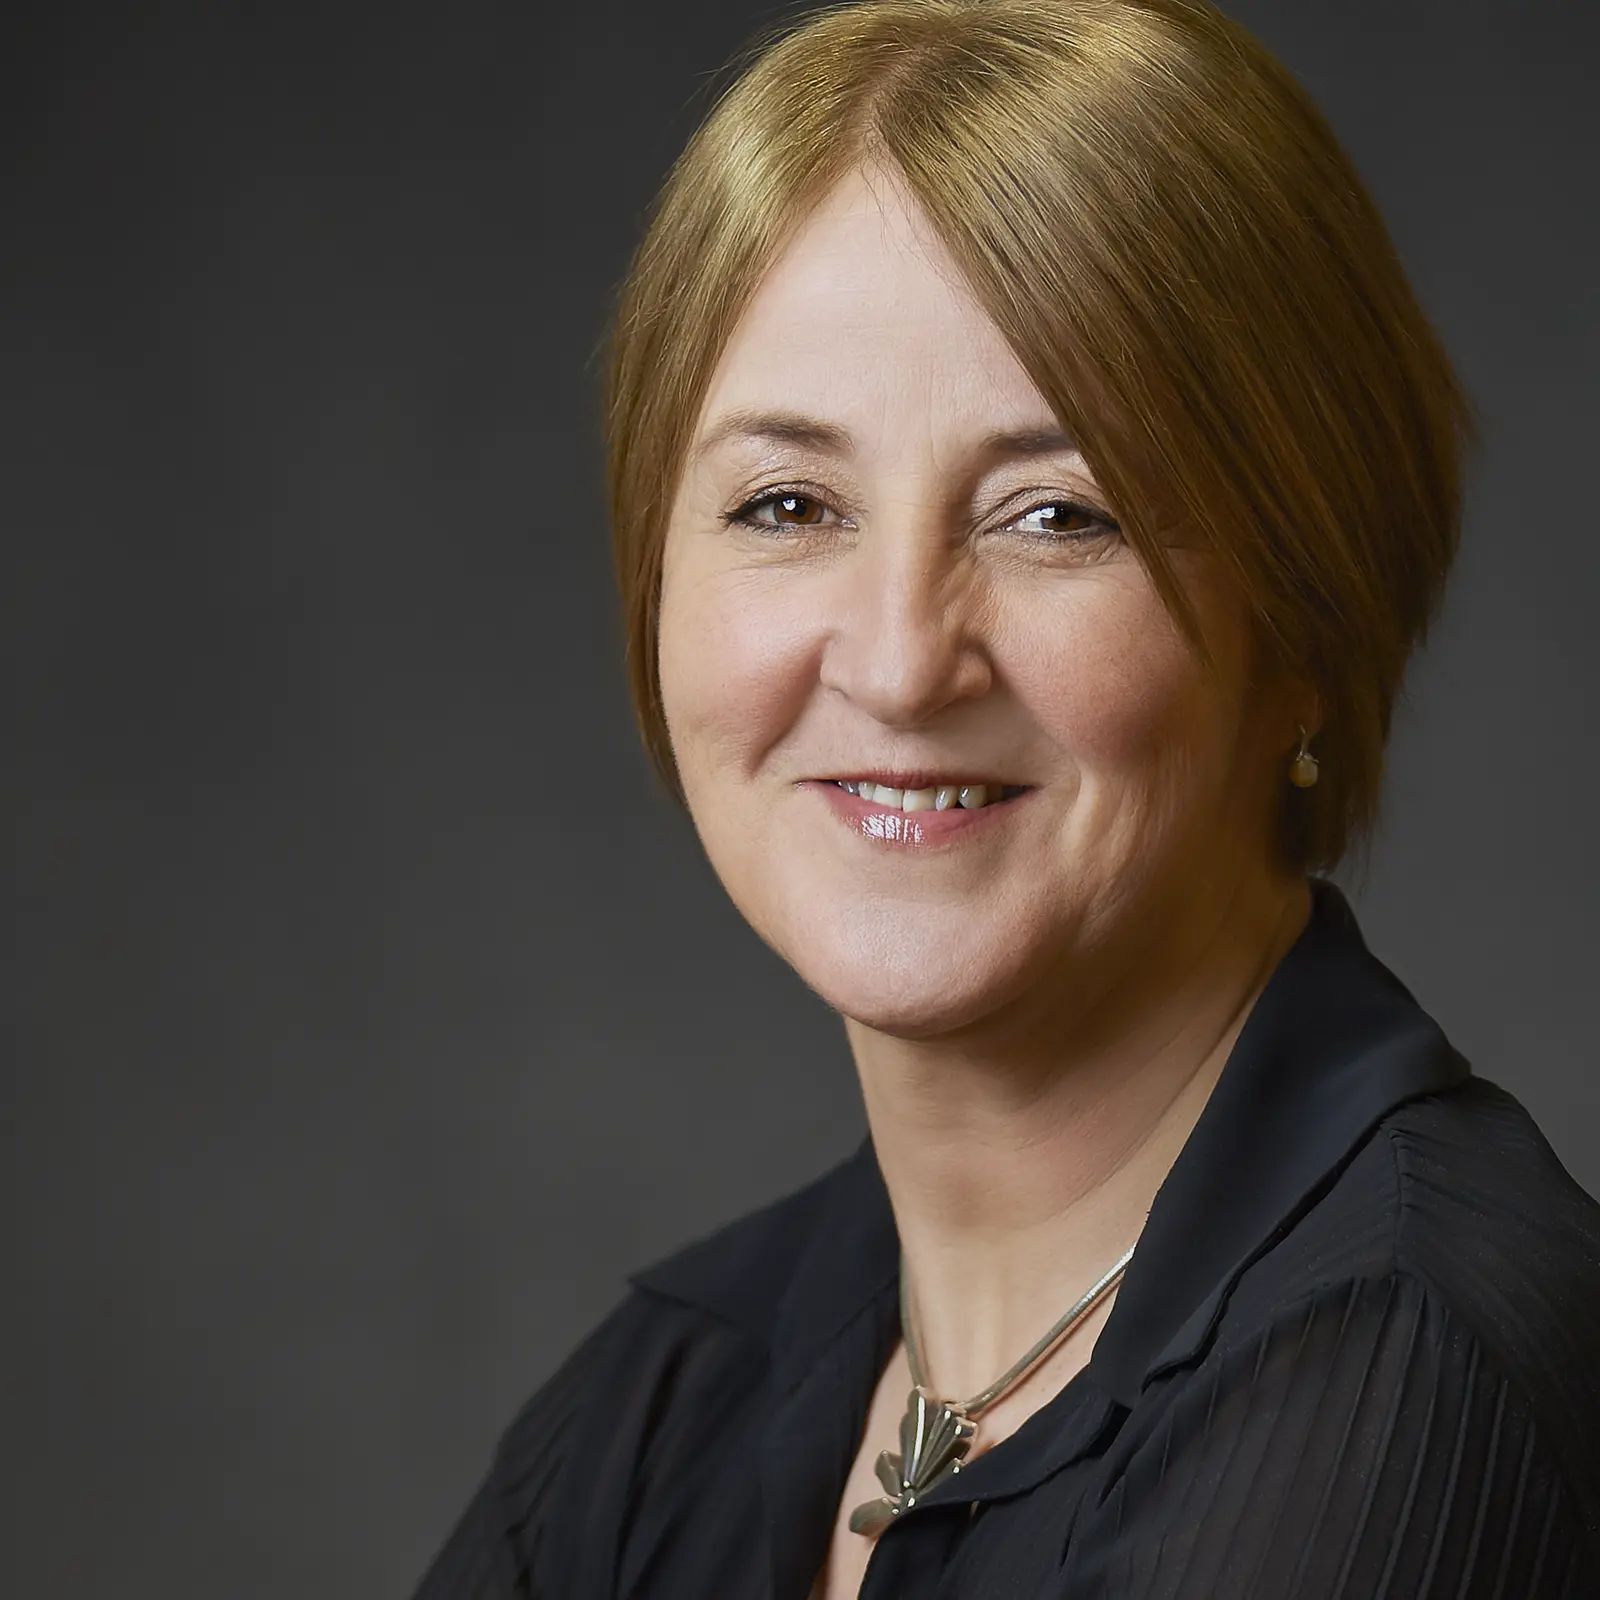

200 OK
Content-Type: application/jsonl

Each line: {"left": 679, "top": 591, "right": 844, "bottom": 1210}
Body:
{"left": 413, "top": 883, "right": 1600, "bottom": 1598}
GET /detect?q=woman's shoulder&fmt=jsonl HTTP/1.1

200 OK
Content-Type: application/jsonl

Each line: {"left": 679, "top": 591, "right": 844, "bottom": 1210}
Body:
{"left": 1234, "top": 1073, "right": 1600, "bottom": 1356}
{"left": 1207, "top": 1075, "right": 1600, "bottom": 1513}
{"left": 1378, "top": 1078, "right": 1600, "bottom": 1421}
{"left": 491, "top": 1143, "right": 883, "bottom": 1470}
{"left": 1384, "top": 1074, "right": 1600, "bottom": 1310}
{"left": 1167, "top": 1076, "right": 1600, "bottom": 1570}
{"left": 496, "top": 1154, "right": 859, "bottom": 1430}
{"left": 411, "top": 1165, "right": 863, "bottom": 1599}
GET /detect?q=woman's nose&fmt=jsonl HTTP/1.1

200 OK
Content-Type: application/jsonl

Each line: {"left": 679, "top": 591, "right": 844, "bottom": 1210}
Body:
{"left": 817, "top": 531, "right": 991, "bottom": 729}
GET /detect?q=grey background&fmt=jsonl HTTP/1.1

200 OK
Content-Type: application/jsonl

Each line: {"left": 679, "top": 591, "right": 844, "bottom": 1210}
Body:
{"left": 5, "top": 0, "right": 1596, "bottom": 1595}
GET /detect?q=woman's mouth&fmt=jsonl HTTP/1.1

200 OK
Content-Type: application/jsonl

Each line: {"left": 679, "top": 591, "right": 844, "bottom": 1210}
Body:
{"left": 808, "top": 776, "right": 1035, "bottom": 846}
{"left": 831, "top": 779, "right": 1028, "bottom": 812}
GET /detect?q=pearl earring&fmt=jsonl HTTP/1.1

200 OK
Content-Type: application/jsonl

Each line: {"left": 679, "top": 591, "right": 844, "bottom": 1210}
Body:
{"left": 1289, "top": 725, "right": 1320, "bottom": 789}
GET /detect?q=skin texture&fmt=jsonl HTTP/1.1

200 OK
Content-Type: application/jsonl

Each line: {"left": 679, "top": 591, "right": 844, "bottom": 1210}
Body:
{"left": 658, "top": 162, "right": 1318, "bottom": 1598}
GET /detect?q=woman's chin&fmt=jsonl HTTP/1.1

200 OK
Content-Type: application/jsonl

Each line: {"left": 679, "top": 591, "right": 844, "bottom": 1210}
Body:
{"left": 834, "top": 990, "right": 997, "bottom": 1039}
{"left": 783, "top": 936, "right": 1040, "bottom": 1041}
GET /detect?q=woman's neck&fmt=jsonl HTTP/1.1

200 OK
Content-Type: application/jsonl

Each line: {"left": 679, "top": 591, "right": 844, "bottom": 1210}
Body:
{"left": 844, "top": 870, "right": 1312, "bottom": 1404}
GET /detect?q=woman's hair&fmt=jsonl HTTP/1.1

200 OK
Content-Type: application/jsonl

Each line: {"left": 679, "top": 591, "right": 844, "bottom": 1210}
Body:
{"left": 601, "top": 0, "right": 1474, "bottom": 871}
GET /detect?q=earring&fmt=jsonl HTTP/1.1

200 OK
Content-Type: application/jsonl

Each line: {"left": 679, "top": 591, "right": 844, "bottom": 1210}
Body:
{"left": 1289, "top": 725, "right": 1320, "bottom": 789}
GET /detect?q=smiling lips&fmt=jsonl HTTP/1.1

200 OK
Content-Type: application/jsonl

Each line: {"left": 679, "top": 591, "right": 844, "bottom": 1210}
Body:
{"left": 833, "top": 779, "right": 1028, "bottom": 812}
{"left": 814, "top": 776, "right": 1033, "bottom": 846}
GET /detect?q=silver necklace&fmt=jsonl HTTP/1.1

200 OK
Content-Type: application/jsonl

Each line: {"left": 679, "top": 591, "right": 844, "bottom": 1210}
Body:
{"left": 848, "top": 1242, "right": 1137, "bottom": 1538}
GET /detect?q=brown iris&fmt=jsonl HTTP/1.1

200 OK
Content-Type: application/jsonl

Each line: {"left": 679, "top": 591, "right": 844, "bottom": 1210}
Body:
{"left": 769, "top": 493, "right": 825, "bottom": 525}
{"left": 1032, "top": 502, "right": 1097, "bottom": 535}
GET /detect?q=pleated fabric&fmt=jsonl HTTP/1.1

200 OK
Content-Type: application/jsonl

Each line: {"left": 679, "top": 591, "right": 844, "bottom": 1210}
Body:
{"left": 992, "top": 1272, "right": 1590, "bottom": 1599}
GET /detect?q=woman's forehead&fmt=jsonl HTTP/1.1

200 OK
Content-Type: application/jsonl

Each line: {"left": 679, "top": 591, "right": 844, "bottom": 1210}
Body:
{"left": 695, "top": 170, "right": 1052, "bottom": 434}
{"left": 734, "top": 175, "right": 997, "bottom": 331}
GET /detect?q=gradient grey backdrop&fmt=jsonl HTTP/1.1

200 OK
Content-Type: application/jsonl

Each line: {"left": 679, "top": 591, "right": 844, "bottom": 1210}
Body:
{"left": 6, "top": 0, "right": 1597, "bottom": 1594}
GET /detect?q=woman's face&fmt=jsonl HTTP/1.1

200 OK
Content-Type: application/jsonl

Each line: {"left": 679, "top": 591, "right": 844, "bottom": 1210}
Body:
{"left": 659, "top": 164, "right": 1299, "bottom": 1039}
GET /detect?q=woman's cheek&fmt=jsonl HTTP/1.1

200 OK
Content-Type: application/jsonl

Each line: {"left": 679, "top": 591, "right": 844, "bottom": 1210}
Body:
{"left": 660, "top": 561, "right": 821, "bottom": 790}
{"left": 999, "top": 579, "right": 1203, "bottom": 771}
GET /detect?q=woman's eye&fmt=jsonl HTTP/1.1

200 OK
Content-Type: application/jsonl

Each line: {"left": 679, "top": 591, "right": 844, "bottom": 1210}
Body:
{"left": 722, "top": 490, "right": 834, "bottom": 531}
{"left": 1008, "top": 499, "right": 1121, "bottom": 543}
{"left": 720, "top": 490, "right": 1119, "bottom": 545}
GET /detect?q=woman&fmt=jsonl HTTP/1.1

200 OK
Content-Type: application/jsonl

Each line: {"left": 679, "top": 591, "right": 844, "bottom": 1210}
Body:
{"left": 415, "top": 1, "right": 1600, "bottom": 1595}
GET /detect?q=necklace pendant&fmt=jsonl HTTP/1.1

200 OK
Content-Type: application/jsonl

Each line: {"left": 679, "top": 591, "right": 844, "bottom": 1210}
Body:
{"left": 848, "top": 1387, "right": 978, "bottom": 1539}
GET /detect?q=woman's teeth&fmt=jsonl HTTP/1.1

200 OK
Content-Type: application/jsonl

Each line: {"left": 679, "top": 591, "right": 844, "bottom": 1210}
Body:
{"left": 836, "top": 781, "right": 1019, "bottom": 811}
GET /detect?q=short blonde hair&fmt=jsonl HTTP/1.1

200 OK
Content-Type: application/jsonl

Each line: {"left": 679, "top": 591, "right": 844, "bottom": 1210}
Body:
{"left": 602, "top": 0, "right": 1474, "bottom": 870}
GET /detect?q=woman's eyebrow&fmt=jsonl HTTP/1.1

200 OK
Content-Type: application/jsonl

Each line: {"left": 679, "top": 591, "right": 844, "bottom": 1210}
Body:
{"left": 973, "top": 423, "right": 1080, "bottom": 465}
{"left": 694, "top": 408, "right": 854, "bottom": 462}
{"left": 692, "top": 407, "right": 1078, "bottom": 467}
